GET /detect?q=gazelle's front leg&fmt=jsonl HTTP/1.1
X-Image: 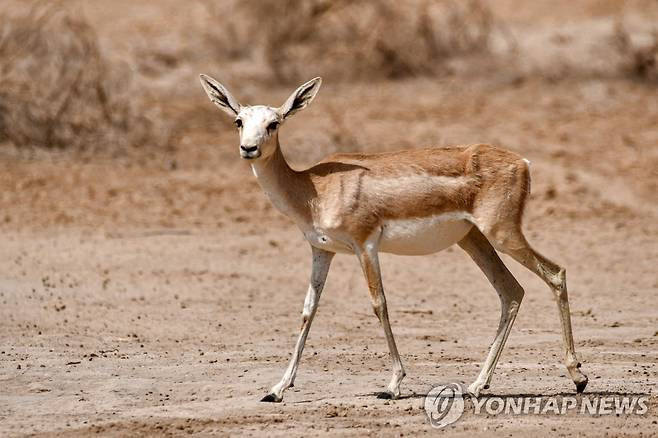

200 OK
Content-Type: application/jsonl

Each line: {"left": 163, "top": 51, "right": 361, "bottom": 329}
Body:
{"left": 357, "top": 235, "right": 406, "bottom": 399}
{"left": 261, "top": 246, "right": 334, "bottom": 403}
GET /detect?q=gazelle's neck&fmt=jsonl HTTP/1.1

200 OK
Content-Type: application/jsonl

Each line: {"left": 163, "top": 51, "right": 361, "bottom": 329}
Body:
{"left": 250, "top": 137, "right": 312, "bottom": 227}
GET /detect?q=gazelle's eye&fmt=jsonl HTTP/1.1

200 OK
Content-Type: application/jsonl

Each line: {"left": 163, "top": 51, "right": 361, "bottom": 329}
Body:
{"left": 267, "top": 121, "right": 279, "bottom": 131}
{"left": 234, "top": 119, "right": 242, "bottom": 128}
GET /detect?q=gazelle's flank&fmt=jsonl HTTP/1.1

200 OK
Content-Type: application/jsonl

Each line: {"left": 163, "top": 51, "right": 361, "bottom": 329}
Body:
{"left": 200, "top": 74, "right": 589, "bottom": 402}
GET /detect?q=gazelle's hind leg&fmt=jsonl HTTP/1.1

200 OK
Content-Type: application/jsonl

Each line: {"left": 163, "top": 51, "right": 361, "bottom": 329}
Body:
{"left": 484, "top": 226, "right": 588, "bottom": 393}
{"left": 458, "top": 227, "right": 524, "bottom": 397}
{"left": 472, "top": 155, "right": 587, "bottom": 393}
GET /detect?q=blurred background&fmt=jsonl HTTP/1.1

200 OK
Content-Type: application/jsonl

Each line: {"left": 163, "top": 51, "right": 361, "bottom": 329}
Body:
{"left": 0, "top": 0, "right": 656, "bottom": 231}
{"left": 1, "top": 1, "right": 657, "bottom": 436}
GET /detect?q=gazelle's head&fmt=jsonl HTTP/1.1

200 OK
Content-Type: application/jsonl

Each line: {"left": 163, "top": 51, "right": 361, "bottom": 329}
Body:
{"left": 199, "top": 75, "right": 322, "bottom": 160}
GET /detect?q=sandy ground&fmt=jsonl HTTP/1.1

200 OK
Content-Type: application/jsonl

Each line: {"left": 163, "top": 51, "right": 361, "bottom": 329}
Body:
{"left": 1, "top": 75, "right": 657, "bottom": 437}
{"left": 1, "top": 1, "right": 658, "bottom": 436}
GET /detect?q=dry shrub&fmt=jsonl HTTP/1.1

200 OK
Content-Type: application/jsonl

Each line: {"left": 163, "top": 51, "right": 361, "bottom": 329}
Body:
{"left": 240, "top": 0, "right": 501, "bottom": 83}
{"left": 0, "top": 2, "right": 169, "bottom": 150}
{"left": 199, "top": 0, "right": 248, "bottom": 62}
{"left": 133, "top": 0, "right": 248, "bottom": 79}
{"left": 613, "top": 22, "right": 658, "bottom": 82}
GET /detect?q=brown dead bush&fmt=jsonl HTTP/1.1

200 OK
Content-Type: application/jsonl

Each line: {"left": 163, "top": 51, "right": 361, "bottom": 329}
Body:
{"left": 613, "top": 22, "right": 658, "bottom": 82}
{"left": 238, "top": 0, "right": 502, "bottom": 83}
{"left": 0, "top": 2, "right": 169, "bottom": 150}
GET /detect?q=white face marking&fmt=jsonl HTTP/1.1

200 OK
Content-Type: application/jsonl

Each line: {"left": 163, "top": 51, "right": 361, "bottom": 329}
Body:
{"left": 236, "top": 106, "right": 281, "bottom": 159}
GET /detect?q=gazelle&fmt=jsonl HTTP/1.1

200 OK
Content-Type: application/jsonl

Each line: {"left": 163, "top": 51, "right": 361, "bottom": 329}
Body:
{"left": 200, "top": 74, "right": 588, "bottom": 402}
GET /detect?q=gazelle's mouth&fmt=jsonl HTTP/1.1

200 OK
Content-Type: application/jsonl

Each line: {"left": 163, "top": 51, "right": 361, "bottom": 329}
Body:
{"left": 241, "top": 150, "right": 261, "bottom": 160}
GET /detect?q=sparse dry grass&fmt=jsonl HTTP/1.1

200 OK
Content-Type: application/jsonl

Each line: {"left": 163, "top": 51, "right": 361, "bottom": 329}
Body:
{"left": 240, "top": 0, "right": 502, "bottom": 83}
{"left": 0, "top": 0, "right": 506, "bottom": 151}
{"left": 613, "top": 22, "right": 658, "bottom": 82}
{"left": 0, "top": 2, "right": 170, "bottom": 151}
{"left": 0, "top": 0, "right": 656, "bottom": 153}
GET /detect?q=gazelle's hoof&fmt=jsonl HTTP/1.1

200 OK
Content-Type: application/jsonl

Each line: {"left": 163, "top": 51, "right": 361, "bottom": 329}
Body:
{"left": 467, "top": 382, "right": 489, "bottom": 398}
{"left": 376, "top": 391, "right": 396, "bottom": 400}
{"left": 260, "top": 393, "right": 282, "bottom": 403}
{"left": 570, "top": 364, "right": 588, "bottom": 393}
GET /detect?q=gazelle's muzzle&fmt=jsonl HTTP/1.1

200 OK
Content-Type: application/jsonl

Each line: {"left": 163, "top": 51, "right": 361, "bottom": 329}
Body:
{"left": 240, "top": 144, "right": 261, "bottom": 159}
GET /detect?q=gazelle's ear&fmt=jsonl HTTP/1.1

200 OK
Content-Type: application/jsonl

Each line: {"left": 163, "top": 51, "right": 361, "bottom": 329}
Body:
{"left": 199, "top": 74, "right": 241, "bottom": 117}
{"left": 278, "top": 77, "right": 322, "bottom": 119}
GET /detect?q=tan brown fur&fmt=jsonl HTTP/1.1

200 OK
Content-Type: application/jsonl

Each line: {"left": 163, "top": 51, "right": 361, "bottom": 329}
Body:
{"left": 249, "top": 134, "right": 587, "bottom": 400}
{"left": 255, "top": 141, "right": 529, "bottom": 247}
{"left": 199, "top": 74, "right": 588, "bottom": 402}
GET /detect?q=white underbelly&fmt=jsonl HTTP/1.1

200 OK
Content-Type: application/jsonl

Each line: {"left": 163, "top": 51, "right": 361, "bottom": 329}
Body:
{"left": 378, "top": 214, "right": 473, "bottom": 255}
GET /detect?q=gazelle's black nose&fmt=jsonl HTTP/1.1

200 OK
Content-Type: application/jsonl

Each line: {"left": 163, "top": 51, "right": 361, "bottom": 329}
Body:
{"left": 240, "top": 145, "right": 258, "bottom": 153}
